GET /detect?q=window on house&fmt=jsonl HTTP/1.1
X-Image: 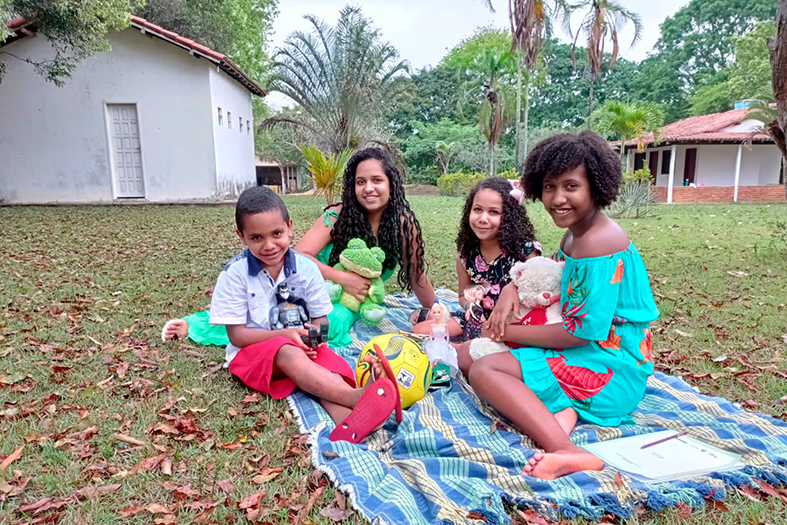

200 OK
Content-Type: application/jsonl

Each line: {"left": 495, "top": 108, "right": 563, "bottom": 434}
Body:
{"left": 239, "top": 116, "right": 243, "bottom": 133}
{"left": 247, "top": 120, "right": 250, "bottom": 135}
{"left": 217, "top": 107, "right": 223, "bottom": 126}
{"left": 228, "top": 111, "right": 232, "bottom": 129}
{"left": 661, "top": 150, "right": 672, "bottom": 174}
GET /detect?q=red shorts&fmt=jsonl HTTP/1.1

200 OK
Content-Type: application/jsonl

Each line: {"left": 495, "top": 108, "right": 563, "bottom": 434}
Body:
{"left": 228, "top": 336, "right": 356, "bottom": 399}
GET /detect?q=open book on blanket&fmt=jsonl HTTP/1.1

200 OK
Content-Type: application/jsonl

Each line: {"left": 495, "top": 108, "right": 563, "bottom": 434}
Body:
{"left": 581, "top": 430, "right": 744, "bottom": 482}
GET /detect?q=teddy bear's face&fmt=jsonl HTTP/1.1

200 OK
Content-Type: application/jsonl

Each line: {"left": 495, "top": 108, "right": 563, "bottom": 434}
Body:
{"left": 510, "top": 257, "right": 565, "bottom": 309}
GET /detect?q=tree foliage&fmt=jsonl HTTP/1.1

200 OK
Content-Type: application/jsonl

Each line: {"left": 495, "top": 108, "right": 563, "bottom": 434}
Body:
{"left": 133, "top": 0, "right": 278, "bottom": 83}
{"left": 589, "top": 99, "right": 664, "bottom": 160}
{"left": 0, "top": 0, "right": 131, "bottom": 85}
{"left": 266, "top": 5, "right": 407, "bottom": 154}
{"left": 688, "top": 21, "right": 777, "bottom": 116}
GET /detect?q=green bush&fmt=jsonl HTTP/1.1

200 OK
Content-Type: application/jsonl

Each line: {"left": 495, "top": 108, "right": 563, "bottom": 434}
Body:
{"left": 407, "top": 170, "right": 440, "bottom": 186}
{"left": 610, "top": 167, "right": 654, "bottom": 218}
{"left": 437, "top": 172, "right": 485, "bottom": 196}
{"left": 497, "top": 167, "right": 520, "bottom": 180}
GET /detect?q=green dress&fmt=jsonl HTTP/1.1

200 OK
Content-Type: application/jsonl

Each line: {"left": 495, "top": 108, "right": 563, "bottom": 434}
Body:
{"left": 317, "top": 210, "right": 396, "bottom": 347}
{"left": 510, "top": 243, "right": 659, "bottom": 426}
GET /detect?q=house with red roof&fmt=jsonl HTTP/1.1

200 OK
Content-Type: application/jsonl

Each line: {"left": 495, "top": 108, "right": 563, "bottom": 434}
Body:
{"left": 621, "top": 105, "right": 785, "bottom": 204}
{"left": 0, "top": 16, "right": 265, "bottom": 204}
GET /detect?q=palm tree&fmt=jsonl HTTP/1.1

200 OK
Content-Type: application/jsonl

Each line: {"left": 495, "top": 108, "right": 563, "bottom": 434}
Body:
{"left": 462, "top": 50, "right": 515, "bottom": 176}
{"left": 562, "top": 0, "right": 642, "bottom": 115}
{"left": 589, "top": 100, "right": 664, "bottom": 162}
{"left": 263, "top": 6, "right": 408, "bottom": 154}
{"left": 508, "top": 0, "right": 568, "bottom": 165}
{"left": 300, "top": 146, "right": 354, "bottom": 205}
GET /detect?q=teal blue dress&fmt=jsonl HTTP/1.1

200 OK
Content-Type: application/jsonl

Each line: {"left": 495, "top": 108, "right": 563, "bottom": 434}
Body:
{"left": 510, "top": 243, "right": 659, "bottom": 426}
{"left": 317, "top": 209, "right": 396, "bottom": 347}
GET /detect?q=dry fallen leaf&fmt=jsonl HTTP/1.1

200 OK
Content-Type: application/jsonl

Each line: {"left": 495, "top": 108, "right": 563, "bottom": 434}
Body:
{"left": 217, "top": 478, "right": 234, "bottom": 495}
{"left": 120, "top": 506, "right": 145, "bottom": 517}
{"left": 252, "top": 467, "right": 283, "bottom": 484}
{"left": 320, "top": 507, "right": 354, "bottom": 522}
{"left": 613, "top": 471, "right": 625, "bottom": 488}
{"left": 674, "top": 330, "right": 693, "bottom": 338}
{"left": 676, "top": 501, "right": 691, "bottom": 518}
{"left": 146, "top": 503, "right": 173, "bottom": 514}
{"left": 322, "top": 450, "right": 340, "bottom": 460}
{"left": 515, "top": 508, "right": 550, "bottom": 525}
{"left": 73, "top": 483, "right": 122, "bottom": 499}
{"left": 0, "top": 445, "right": 23, "bottom": 471}
{"left": 114, "top": 433, "right": 148, "bottom": 447}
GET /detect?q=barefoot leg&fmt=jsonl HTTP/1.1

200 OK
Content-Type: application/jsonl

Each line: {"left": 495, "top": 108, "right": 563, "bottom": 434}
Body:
{"left": 276, "top": 345, "right": 364, "bottom": 409}
{"left": 469, "top": 352, "right": 602, "bottom": 479}
{"left": 554, "top": 407, "right": 578, "bottom": 436}
{"left": 319, "top": 398, "right": 352, "bottom": 425}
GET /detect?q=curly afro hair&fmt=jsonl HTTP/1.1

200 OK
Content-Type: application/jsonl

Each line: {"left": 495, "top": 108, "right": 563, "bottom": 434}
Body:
{"left": 329, "top": 147, "right": 427, "bottom": 292}
{"left": 522, "top": 130, "right": 622, "bottom": 208}
{"left": 455, "top": 177, "right": 538, "bottom": 262}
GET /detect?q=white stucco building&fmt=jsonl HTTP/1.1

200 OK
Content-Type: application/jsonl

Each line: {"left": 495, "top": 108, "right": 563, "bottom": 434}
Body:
{"left": 621, "top": 107, "right": 785, "bottom": 204}
{"left": 0, "top": 16, "right": 265, "bottom": 204}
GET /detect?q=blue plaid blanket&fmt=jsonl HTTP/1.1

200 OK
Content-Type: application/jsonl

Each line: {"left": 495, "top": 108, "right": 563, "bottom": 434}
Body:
{"left": 287, "top": 290, "right": 787, "bottom": 524}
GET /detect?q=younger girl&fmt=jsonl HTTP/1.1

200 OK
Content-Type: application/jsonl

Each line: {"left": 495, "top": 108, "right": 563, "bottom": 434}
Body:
{"left": 468, "top": 131, "right": 659, "bottom": 480}
{"left": 411, "top": 177, "right": 541, "bottom": 339}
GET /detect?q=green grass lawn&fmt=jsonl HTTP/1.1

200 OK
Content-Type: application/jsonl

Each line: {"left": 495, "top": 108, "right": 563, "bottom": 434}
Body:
{"left": 1, "top": 197, "right": 787, "bottom": 524}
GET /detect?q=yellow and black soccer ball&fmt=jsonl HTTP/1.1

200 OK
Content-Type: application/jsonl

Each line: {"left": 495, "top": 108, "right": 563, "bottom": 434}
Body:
{"left": 355, "top": 334, "right": 432, "bottom": 409}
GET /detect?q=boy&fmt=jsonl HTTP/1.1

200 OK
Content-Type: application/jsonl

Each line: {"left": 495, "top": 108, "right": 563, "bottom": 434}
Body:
{"left": 209, "top": 186, "right": 401, "bottom": 442}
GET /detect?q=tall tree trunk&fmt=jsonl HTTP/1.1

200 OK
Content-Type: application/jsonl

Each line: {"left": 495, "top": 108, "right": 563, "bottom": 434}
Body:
{"left": 489, "top": 145, "right": 495, "bottom": 177}
{"left": 515, "top": 51, "right": 523, "bottom": 167}
{"left": 279, "top": 165, "right": 287, "bottom": 195}
{"left": 587, "top": 77, "right": 596, "bottom": 121}
{"left": 522, "top": 71, "right": 530, "bottom": 165}
{"left": 768, "top": 0, "right": 787, "bottom": 199}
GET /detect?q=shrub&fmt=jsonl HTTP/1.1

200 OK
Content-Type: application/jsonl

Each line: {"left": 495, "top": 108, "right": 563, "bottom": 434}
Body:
{"left": 609, "top": 167, "right": 654, "bottom": 218}
{"left": 497, "top": 167, "right": 519, "bottom": 180}
{"left": 407, "top": 170, "right": 440, "bottom": 186}
{"left": 437, "top": 172, "right": 484, "bottom": 196}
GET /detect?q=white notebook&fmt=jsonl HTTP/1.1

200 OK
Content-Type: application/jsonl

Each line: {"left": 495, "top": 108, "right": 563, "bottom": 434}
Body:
{"left": 581, "top": 430, "right": 744, "bottom": 482}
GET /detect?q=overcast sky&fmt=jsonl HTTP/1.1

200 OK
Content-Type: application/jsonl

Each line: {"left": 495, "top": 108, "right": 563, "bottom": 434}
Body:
{"left": 266, "top": 0, "right": 691, "bottom": 108}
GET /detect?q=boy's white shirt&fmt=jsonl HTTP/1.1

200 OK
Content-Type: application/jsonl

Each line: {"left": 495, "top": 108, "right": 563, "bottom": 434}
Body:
{"left": 209, "top": 248, "right": 333, "bottom": 367}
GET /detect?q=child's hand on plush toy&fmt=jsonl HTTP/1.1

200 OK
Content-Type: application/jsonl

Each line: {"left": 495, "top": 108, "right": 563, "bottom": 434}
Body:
{"left": 339, "top": 271, "right": 371, "bottom": 303}
{"left": 470, "top": 257, "right": 565, "bottom": 360}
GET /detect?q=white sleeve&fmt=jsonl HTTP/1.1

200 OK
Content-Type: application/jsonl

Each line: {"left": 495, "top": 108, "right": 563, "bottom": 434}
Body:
{"left": 209, "top": 267, "right": 248, "bottom": 325}
{"left": 304, "top": 264, "right": 333, "bottom": 319}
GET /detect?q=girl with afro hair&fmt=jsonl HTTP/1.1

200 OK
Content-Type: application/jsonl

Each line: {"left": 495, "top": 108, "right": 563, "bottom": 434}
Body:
{"left": 296, "top": 147, "right": 435, "bottom": 347}
{"left": 410, "top": 177, "right": 541, "bottom": 340}
{"left": 466, "top": 131, "right": 659, "bottom": 480}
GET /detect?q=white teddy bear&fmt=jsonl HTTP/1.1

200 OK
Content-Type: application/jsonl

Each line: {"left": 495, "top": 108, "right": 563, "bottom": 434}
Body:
{"left": 469, "top": 256, "right": 565, "bottom": 360}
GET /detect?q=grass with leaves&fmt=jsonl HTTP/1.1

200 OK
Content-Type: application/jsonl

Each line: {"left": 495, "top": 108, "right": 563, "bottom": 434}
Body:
{"left": 1, "top": 198, "right": 787, "bottom": 524}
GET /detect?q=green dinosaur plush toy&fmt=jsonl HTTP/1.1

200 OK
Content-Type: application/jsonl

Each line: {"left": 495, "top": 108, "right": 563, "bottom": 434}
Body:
{"left": 325, "top": 238, "right": 387, "bottom": 326}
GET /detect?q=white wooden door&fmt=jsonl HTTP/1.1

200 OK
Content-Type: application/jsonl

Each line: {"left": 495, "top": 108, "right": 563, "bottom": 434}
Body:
{"left": 108, "top": 104, "right": 145, "bottom": 198}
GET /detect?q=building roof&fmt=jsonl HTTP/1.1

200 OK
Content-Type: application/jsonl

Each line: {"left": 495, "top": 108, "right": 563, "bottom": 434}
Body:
{"left": 623, "top": 107, "right": 773, "bottom": 149}
{"left": 3, "top": 15, "right": 266, "bottom": 97}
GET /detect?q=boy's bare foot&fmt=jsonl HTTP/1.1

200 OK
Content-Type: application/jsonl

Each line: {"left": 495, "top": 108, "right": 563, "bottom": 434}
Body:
{"left": 522, "top": 448, "right": 603, "bottom": 480}
{"left": 162, "top": 319, "right": 189, "bottom": 342}
{"left": 554, "top": 407, "right": 578, "bottom": 436}
{"left": 363, "top": 354, "right": 390, "bottom": 382}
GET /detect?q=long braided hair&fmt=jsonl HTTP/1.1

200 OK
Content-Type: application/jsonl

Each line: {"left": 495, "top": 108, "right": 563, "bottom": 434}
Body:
{"left": 329, "top": 148, "right": 426, "bottom": 291}
{"left": 455, "top": 177, "right": 538, "bottom": 262}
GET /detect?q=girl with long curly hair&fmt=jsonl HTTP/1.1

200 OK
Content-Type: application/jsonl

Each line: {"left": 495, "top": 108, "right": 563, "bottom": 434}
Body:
{"left": 296, "top": 147, "right": 435, "bottom": 347}
{"left": 411, "top": 177, "right": 541, "bottom": 340}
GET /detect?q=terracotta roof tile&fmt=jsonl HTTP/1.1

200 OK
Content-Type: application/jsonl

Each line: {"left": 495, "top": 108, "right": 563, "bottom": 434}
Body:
{"left": 624, "top": 107, "right": 772, "bottom": 147}
{"left": 4, "top": 14, "right": 265, "bottom": 97}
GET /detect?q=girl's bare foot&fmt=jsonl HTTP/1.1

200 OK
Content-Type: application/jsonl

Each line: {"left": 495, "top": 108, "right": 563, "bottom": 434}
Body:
{"left": 162, "top": 319, "right": 189, "bottom": 342}
{"left": 522, "top": 448, "right": 603, "bottom": 480}
{"left": 554, "top": 407, "right": 578, "bottom": 436}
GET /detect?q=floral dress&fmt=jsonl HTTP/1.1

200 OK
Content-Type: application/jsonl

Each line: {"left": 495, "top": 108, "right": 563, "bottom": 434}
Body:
{"left": 509, "top": 243, "right": 659, "bottom": 426}
{"left": 460, "top": 241, "right": 541, "bottom": 340}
